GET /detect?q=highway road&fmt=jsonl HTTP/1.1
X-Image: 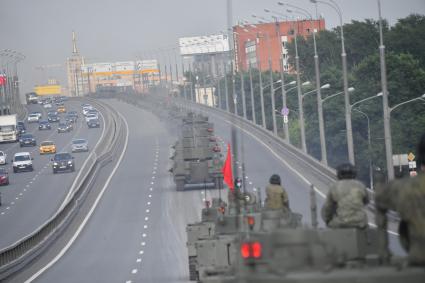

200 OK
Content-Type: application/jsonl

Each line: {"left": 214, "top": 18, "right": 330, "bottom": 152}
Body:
{"left": 26, "top": 97, "right": 404, "bottom": 283}
{"left": 0, "top": 100, "right": 104, "bottom": 249}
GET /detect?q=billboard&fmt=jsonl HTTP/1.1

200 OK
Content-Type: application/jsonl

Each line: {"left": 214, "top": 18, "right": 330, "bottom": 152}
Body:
{"left": 179, "top": 34, "right": 230, "bottom": 55}
{"left": 81, "top": 60, "right": 158, "bottom": 74}
{"left": 34, "top": 84, "right": 62, "bottom": 96}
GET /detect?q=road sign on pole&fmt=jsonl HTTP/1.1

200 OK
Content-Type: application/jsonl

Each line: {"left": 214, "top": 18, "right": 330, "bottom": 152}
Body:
{"left": 407, "top": 152, "right": 415, "bottom": 161}
{"left": 281, "top": 107, "right": 289, "bottom": 116}
{"left": 283, "top": 115, "right": 288, "bottom": 124}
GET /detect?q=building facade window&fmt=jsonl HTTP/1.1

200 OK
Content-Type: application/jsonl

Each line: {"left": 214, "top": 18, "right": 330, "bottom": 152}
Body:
{"left": 245, "top": 41, "right": 257, "bottom": 68}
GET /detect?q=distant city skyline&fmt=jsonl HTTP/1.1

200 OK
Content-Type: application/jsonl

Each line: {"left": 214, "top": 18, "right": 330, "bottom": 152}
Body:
{"left": 1, "top": 0, "right": 424, "bottom": 94}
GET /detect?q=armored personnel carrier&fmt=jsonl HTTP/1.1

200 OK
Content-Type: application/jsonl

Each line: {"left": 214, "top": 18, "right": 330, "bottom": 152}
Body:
{"left": 187, "top": 186, "right": 303, "bottom": 282}
{"left": 170, "top": 113, "right": 223, "bottom": 191}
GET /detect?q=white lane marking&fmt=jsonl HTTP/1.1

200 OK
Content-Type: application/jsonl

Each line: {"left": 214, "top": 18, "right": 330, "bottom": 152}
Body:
{"left": 141, "top": 242, "right": 146, "bottom": 246}
{"left": 148, "top": 195, "right": 152, "bottom": 198}
{"left": 136, "top": 258, "right": 141, "bottom": 263}
{"left": 142, "top": 233, "right": 147, "bottom": 238}
{"left": 143, "top": 225, "right": 148, "bottom": 229}
{"left": 150, "top": 182, "right": 154, "bottom": 185}
{"left": 144, "top": 217, "right": 149, "bottom": 221}
{"left": 126, "top": 281, "right": 132, "bottom": 283}
{"left": 59, "top": 109, "right": 107, "bottom": 209}
{"left": 11, "top": 201, "right": 15, "bottom": 204}
{"left": 131, "top": 269, "right": 137, "bottom": 274}
{"left": 19, "top": 193, "right": 23, "bottom": 196}
{"left": 24, "top": 111, "right": 129, "bottom": 283}
{"left": 139, "top": 250, "right": 144, "bottom": 255}
{"left": 6, "top": 207, "right": 10, "bottom": 210}
{"left": 145, "top": 209, "right": 150, "bottom": 213}
{"left": 1, "top": 212, "right": 5, "bottom": 215}
{"left": 147, "top": 202, "right": 151, "bottom": 205}
{"left": 149, "top": 188, "right": 153, "bottom": 191}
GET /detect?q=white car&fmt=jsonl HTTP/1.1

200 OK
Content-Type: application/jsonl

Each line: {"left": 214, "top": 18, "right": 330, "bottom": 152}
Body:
{"left": 12, "top": 152, "right": 33, "bottom": 173}
{"left": 27, "top": 113, "right": 40, "bottom": 123}
{"left": 85, "top": 114, "right": 98, "bottom": 122}
{"left": 44, "top": 103, "right": 52, "bottom": 109}
{"left": 82, "top": 106, "right": 94, "bottom": 116}
{"left": 71, "top": 139, "right": 89, "bottom": 152}
{"left": 0, "top": 151, "right": 7, "bottom": 165}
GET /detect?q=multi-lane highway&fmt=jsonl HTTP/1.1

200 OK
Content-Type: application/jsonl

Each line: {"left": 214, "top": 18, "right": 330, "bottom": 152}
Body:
{"left": 16, "top": 97, "right": 404, "bottom": 283}
{"left": 0, "top": 100, "right": 104, "bottom": 249}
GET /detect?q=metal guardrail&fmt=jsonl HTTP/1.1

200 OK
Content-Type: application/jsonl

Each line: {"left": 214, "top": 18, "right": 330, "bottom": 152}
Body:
{"left": 0, "top": 98, "right": 126, "bottom": 280}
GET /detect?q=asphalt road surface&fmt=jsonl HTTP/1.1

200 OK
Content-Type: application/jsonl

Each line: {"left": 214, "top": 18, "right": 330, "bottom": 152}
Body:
{"left": 0, "top": 101, "right": 104, "bottom": 249}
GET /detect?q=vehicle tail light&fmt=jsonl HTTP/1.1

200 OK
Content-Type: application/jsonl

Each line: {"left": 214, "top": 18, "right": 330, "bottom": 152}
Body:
{"left": 241, "top": 243, "right": 251, "bottom": 259}
{"left": 240, "top": 241, "right": 262, "bottom": 259}
{"left": 251, "top": 242, "right": 262, "bottom": 258}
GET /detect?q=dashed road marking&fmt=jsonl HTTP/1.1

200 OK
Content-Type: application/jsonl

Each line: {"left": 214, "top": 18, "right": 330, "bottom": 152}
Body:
{"left": 144, "top": 217, "right": 149, "bottom": 221}
{"left": 131, "top": 269, "right": 137, "bottom": 274}
{"left": 139, "top": 250, "right": 144, "bottom": 254}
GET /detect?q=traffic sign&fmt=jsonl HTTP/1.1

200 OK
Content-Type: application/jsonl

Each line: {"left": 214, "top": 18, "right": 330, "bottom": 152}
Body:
{"left": 281, "top": 107, "right": 289, "bottom": 116}
{"left": 408, "top": 152, "right": 415, "bottom": 161}
{"left": 283, "top": 115, "right": 288, "bottom": 124}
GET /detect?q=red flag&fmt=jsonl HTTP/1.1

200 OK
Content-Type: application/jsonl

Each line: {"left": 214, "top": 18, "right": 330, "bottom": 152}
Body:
{"left": 0, "top": 75, "right": 6, "bottom": 86}
{"left": 222, "top": 143, "right": 234, "bottom": 191}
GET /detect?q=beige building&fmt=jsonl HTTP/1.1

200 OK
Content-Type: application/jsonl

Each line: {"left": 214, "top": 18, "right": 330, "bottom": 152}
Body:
{"left": 66, "top": 31, "right": 85, "bottom": 96}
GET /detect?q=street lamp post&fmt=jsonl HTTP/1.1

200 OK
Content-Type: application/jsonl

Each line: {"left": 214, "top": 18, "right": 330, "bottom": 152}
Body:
{"left": 249, "top": 62, "right": 257, "bottom": 124}
{"left": 377, "top": 0, "right": 393, "bottom": 180}
{"left": 352, "top": 108, "right": 374, "bottom": 190}
{"left": 312, "top": 0, "right": 354, "bottom": 165}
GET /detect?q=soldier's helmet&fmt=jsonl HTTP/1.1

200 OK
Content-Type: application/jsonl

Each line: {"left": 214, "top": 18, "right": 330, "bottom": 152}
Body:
{"left": 269, "top": 174, "right": 281, "bottom": 185}
{"left": 337, "top": 163, "right": 356, "bottom": 180}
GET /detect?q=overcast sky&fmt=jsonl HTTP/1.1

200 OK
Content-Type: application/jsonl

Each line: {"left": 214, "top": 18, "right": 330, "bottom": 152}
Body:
{"left": 1, "top": 0, "right": 424, "bottom": 93}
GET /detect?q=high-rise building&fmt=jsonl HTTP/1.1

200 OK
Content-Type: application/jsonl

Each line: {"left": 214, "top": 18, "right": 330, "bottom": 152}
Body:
{"left": 233, "top": 19, "right": 325, "bottom": 72}
{"left": 66, "top": 31, "right": 84, "bottom": 96}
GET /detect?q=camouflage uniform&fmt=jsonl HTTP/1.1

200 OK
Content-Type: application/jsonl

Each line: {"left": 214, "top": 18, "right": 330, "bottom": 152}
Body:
{"left": 321, "top": 179, "right": 369, "bottom": 228}
{"left": 265, "top": 184, "right": 289, "bottom": 212}
{"left": 375, "top": 174, "right": 425, "bottom": 265}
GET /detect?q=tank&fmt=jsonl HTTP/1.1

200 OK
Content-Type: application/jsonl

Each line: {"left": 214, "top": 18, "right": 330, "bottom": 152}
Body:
{"left": 170, "top": 113, "right": 223, "bottom": 191}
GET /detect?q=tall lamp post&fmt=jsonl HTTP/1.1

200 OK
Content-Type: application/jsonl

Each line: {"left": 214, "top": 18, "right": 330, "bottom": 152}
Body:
{"left": 377, "top": 0, "right": 393, "bottom": 180}
{"left": 312, "top": 0, "right": 354, "bottom": 164}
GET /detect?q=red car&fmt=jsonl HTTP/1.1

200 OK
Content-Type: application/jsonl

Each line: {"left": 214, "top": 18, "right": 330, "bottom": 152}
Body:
{"left": 0, "top": 168, "right": 9, "bottom": 185}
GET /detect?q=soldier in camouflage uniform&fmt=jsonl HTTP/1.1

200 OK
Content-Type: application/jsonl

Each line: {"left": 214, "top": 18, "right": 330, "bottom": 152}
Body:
{"left": 375, "top": 133, "right": 425, "bottom": 265}
{"left": 265, "top": 174, "right": 290, "bottom": 213}
{"left": 321, "top": 163, "right": 369, "bottom": 229}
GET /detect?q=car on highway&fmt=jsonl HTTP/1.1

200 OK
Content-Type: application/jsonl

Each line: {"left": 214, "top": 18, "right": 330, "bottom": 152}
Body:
{"left": 17, "top": 121, "right": 26, "bottom": 136}
{"left": 71, "top": 139, "right": 89, "bottom": 153}
{"left": 65, "top": 114, "right": 77, "bottom": 124}
{"left": 85, "top": 114, "right": 98, "bottom": 123}
{"left": 19, "top": 133, "right": 37, "bottom": 147}
{"left": 43, "top": 102, "right": 52, "bottom": 109}
{"left": 87, "top": 118, "right": 100, "bottom": 128}
{"left": 57, "top": 105, "right": 66, "bottom": 113}
{"left": 57, "top": 122, "right": 72, "bottom": 133}
{"left": 12, "top": 152, "right": 34, "bottom": 173}
{"left": 39, "top": 141, "right": 56, "bottom": 155}
{"left": 47, "top": 113, "right": 60, "bottom": 123}
{"left": 0, "top": 168, "right": 9, "bottom": 185}
{"left": 51, "top": 152, "right": 75, "bottom": 173}
{"left": 68, "top": 110, "right": 78, "bottom": 118}
{"left": 82, "top": 106, "right": 95, "bottom": 116}
{"left": 0, "top": 151, "right": 7, "bottom": 165}
{"left": 38, "top": 120, "right": 52, "bottom": 130}
{"left": 27, "top": 113, "right": 40, "bottom": 123}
